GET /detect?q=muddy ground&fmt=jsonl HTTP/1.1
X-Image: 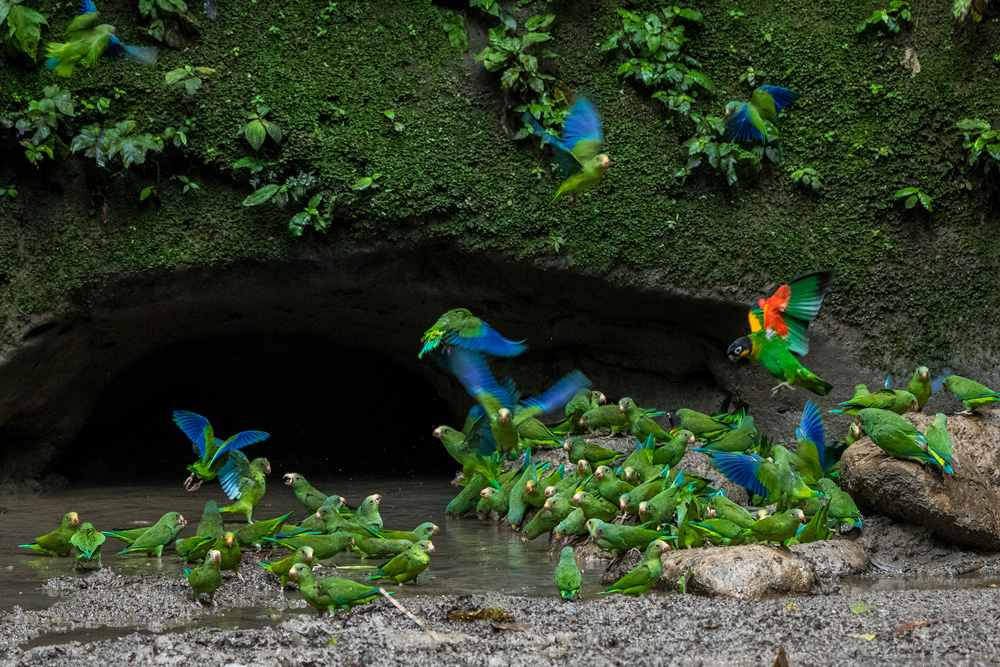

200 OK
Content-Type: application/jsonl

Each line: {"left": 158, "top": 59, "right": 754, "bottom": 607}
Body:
{"left": 3, "top": 515, "right": 999, "bottom": 667}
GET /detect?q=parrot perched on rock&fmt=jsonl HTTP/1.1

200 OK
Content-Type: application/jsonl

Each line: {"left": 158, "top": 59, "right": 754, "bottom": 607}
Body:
{"left": 419, "top": 308, "right": 526, "bottom": 361}
{"left": 69, "top": 522, "right": 105, "bottom": 568}
{"left": 579, "top": 404, "right": 629, "bottom": 434}
{"left": 618, "top": 398, "right": 670, "bottom": 441}
{"left": 260, "top": 546, "right": 315, "bottom": 586}
{"left": 688, "top": 518, "right": 748, "bottom": 546}
{"left": 815, "top": 479, "right": 862, "bottom": 529}
{"left": 749, "top": 509, "right": 806, "bottom": 544}
{"left": 586, "top": 518, "right": 667, "bottom": 557}
{"left": 854, "top": 409, "right": 950, "bottom": 472}
{"left": 941, "top": 375, "right": 999, "bottom": 414}
{"left": 599, "top": 539, "right": 668, "bottom": 596}
{"left": 118, "top": 512, "right": 186, "bottom": 557}
{"left": 46, "top": 0, "right": 158, "bottom": 78}
{"left": 290, "top": 564, "right": 388, "bottom": 614}
{"left": 219, "top": 453, "right": 271, "bottom": 523}
{"left": 524, "top": 98, "right": 610, "bottom": 204}
{"left": 924, "top": 413, "right": 954, "bottom": 472}
{"left": 172, "top": 410, "right": 270, "bottom": 492}
{"left": 365, "top": 540, "right": 434, "bottom": 585}
{"left": 707, "top": 493, "right": 756, "bottom": 529}
{"left": 20, "top": 512, "right": 79, "bottom": 557}
{"left": 829, "top": 389, "right": 918, "bottom": 415}
{"left": 572, "top": 491, "right": 619, "bottom": 523}
{"left": 185, "top": 550, "right": 222, "bottom": 605}
{"left": 902, "top": 367, "right": 932, "bottom": 411}
{"left": 652, "top": 430, "right": 696, "bottom": 469}
{"left": 725, "top": 86, "right": 800, "bottom": 145}
{"left": 555, "top": 546, "right": 582, "bottom": 599}
{"left": 176, "top": 500, "right": 224, "bottom": 563}
{"left": 728, "top": 270, "right": 835, "bottom": 396}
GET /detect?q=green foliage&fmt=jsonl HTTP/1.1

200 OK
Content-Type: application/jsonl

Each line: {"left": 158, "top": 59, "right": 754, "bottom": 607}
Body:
{"left": 476, "top": 16, "right": 556, "bottom": 94}
{"left": 1, "top": 85, "right": 74, "bottom": 167}
{"left": 139, "top": 185, "right": 157, "bottom": 201}
{"left": 548, "top": 233, "right": 565, "bottom": 252}
{"left": 601, "top": 7, "right": 713, "bottom": 120}
{"left": 0, "top": 0, "right": 47, "bottom": 61}
{"left": 676, "top": 116, "right": 759, "bottom": 186}
{"left": 441, "top": 10, "right": 467, "bottom": 51}
{"left": 70, "top": 120, "right": 164, "bottom": 169}
{"left": 233, "top": 155, "right": 274, "bottom": 174}
{"left": 956, "top": 118, "right": 1000, "bottom": 172}
{"left": 244, "top": 105, "right": 281, "bottom": 151}
{"left": 351, "top": 173, "right": 381, "bottom": 190}
{"left": 163, "top": 125, "right": 188, "bottom": 148}
{"left": 172, "top": 174, "right": 198, "bottom": 193}
{"left": 789, "top": 167, "right": 822, "bottom": 190}
{"left": 952, "top": 0, "right": 988, "bottom": 23}
{"left": 242, "top": 171, "right": 318, "bottom": 208}
{"left": 384, "top": 109, "right": 403, "bottom": 132}
{"left": 895, "top": 187, "right": 932, "bottom": 212}
{"left": 138, "top": 0, "right": 195, "bottom": 42}
{"left": 289, "top": 194, "right": 331, "bottom": 236}
{"left": 0, "top": 186, "right": 16, "bottom": 198}
{"left": 164, "top": 66, "right": 217, "bottom": 96}
{"left": 857, "top": 1, "right": 911, "bottom": 34}
{"left": 470, "top": 0, "right": 515, "bottom": 30}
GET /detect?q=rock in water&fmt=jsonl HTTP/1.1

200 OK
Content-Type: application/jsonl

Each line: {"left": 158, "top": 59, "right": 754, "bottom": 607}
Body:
{"left": 839, "top": 412, "right": 1000, "bottom": 550}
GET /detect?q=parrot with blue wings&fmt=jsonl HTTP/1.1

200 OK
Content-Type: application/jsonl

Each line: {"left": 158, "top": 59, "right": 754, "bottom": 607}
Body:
{"left": 728, "top": 270, "right": 835, "bottom": 396}
{"left": 173, "top": 410, "right": 270, "bottom": 492}
{"left": 524, "top": 99, "right": 611, "bottom": 203}
{"left": 419, "top": 308, "right": 525, "bottom": 362}
{"left": 46, "top": 0, "right": 157, "bottom": 78}
{"left": 725, "top": 86, "right": 800, "bottom": 145}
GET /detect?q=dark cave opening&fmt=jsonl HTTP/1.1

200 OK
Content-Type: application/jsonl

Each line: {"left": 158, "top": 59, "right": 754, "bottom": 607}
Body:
{"left": 58, "top": 333, "right": 456, "bottom": 483}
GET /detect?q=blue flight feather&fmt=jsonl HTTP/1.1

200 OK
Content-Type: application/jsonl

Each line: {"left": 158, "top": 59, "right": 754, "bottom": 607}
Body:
{"left": 885, "top": 375, "right": 892, "bottom": 389}
{"left": 703, "top": 451, "right": 770, "bottom": 500}
{"left": 521, "top": 370, "right": 591, "bottom": 416}
{"left": 930, "top": 370, "right": 951, "bottom": 394}
{"left": 221, "top": 430, "right": 271, "bottom": 454}
{"left": 725, "top": 106, "right": 765, "bottom": 143}
{"left": 79, "top": 0, "right": 96, "bottom": 13}
{"left": 796, "top": 400, "right": 826, "bottom": 471}
{"left": 448, "top": 348, "right": 517, "bottom": 409}
{"left": 173, "top": 410, "right": 210, "bottom": 456}
{"left": 561, "top": 99, "right": 602, "bottom": 152}
{"left": 758, "top": 85, "right": 800, "bottom": 115}
{"left": 218, "top": 458, "right": 242, "bottom": 500}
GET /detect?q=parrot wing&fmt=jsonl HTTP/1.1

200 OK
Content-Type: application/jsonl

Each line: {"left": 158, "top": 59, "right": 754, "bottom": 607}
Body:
{"left": 174, "top": 411, "right": 213, "bottom": 458}
{"left": 795, "top": 400, "right": 826, "bottom": 471}
{"left": 219, "top": 451, "right": 254, "bottom": 500}
{"left": 757, "top": 85, "right": 801, "bottom": 116}
{"left": 562, "top": 99, "right": 603, "bottom": 154}
{"left": 778, "top": 269, "right": 835, "bottom": 356}
{"left": 725, "top": 104, "right": 765, "bottom": 142}
{"left": 702, "top": 451, "right": 770, "bottom": 500}
{"left": 518, "top": 370, "right": 591, "bottom": 422}
{"left": 209, "top": 429, "right": 270, "bottom": 467}
{"left": 448, "top": 348, "right": 517, "bottom": 417}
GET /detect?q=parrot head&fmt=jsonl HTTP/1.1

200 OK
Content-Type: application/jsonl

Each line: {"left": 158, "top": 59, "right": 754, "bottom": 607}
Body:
{"left": 283, "top": 473, "right": 298, "bottom": 486}
{"left": 622, "top": 466, "right": 637, "bottom": 483}
{"left": 208, "top": 549, "right": 221, "bottom": 566}
{"left": 424, "top": 541, "right": 436, "bottom": 554}
{"left": 432, "top": 426, "right": 444, "bottom": 439}
{"left": 302, "top": 547, "right": 314, "bottom": 564}
{"left": 638, "top": 501, "right": 649, "bottom": 517}
{"left": 618, "top": 495, "right": 628, "bottom": 511}
{"left": 543, "top": 485, "right": 557, "bottom": 498}
{"left": 572, "top": 491, "right": 586, "bottom": 505}
{"left": 66, "top": 512, "right": 80, "bottom": 527}
{"left": 917, "top": 366, "right": 929, "bottom": 381}
{"left": 314, "top": 510, "right": 322, "bottom": 520}
{"left": 909, "top": 398, "right": 919, "bottom": 412}
{"left": 849, "top": 423, "right": 862, "bottom": 440}
{"left": 371, "top": 494, "right": 382, "bottom": 504}
{"left": 796, "top": 510, "right": 807, "bottom": 524}
{"left": 724, "top": 101, "right": 740, "bottom": 117}
{"left": 727, "top": 336, "right": 753, "bottom": 362}
{"left": 288, "top": 564, "right": 301, "bottom": 580}
{"left": 479, "top": 487, "right": 493, "bottom": 499}
{"left": 599, "top": 154, "right": 611, "bottom": 169}
{"left": 594, "top": 466, "right": 608, "bottom": 480}
{"left": 498, "top": 408, "right": 512, "bottom": 424}
{"left": 224, "top": 532, "right": 234, "bottom": 548}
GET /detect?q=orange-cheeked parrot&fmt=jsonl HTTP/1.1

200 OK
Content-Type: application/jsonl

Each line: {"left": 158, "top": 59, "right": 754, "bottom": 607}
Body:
{"left": 524, "top": 99, "right": 610, "bottom": 203}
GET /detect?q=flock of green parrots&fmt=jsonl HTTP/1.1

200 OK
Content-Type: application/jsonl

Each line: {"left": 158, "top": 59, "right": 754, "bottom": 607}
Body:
{"left": 15, "top": 272, "right": 1000, "bottom": 608}
{"left": 419, "top": 272, "right": 998, "bottom": 598}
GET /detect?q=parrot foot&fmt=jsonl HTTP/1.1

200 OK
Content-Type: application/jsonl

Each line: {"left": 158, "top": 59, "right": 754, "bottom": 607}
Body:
{"left": 770, "top": 382, "right": 795, "bottom": 397}
{"left": 183, "top": 476, "right": 203, "bottom": 492}
{"left": 237, "top": 573, "right": 244, "bottom": 581}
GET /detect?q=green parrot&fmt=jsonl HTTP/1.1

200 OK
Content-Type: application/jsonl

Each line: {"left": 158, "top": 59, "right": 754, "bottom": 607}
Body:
{"left": 259, "top": 546, "right": 315, "bottom": 586}
{"left": 185, "top": 549, "right": 223, "bottom": 605}
{"left": 688, "top": 518, "right": 749, "bottom": 546}
{"left": 698, "top": 416, "right": 757, "bottom": 453}
{"left": 815, "top": 479, "right": 862, "bottom": 529}
{"left": 172, "top": 410, "right": 270, "bottom": 492}
{"left": 235, "top": 511, "right": 292, "bottom": 550}
{"left": 673, "top": 408, "right": 736, "bottom": 440}
{"left": 697, "top": 448, "right": 819, "bottom": 510}
{"left": 619, "top": 472, "right": 668, "bottom": 516}
{"left": 69, "top": 522, "right": 105, "bottom": 568}
{"left": 854, "top": 409, "right": 949, "bottom": 472}
{"left": 652, "top": 430, "right": 696, "bottom": 469}
{"left": 594, "top": 465, "right": 634, "bottom": 505}
{"left": 433, "top": 419, "right": 498, "bottom": 482}
{"left": 553, "top": 508, "right": 589, "bottom": 539}
{"left": 563, "top": 437, "right": 620, "bottom": 467}
{"left": 45, "top": 1, "right": 158, "bottom": 78}
{"left": 906, "top": 367, "right": 932, "bottom": 411}
{"left": 749, "top": 509, "right": 806, "bottom": 544}
{"left": 942, "top": 375, "right": 1000, "bottom": 414}
{"left": 289, "top": 563, "right": 388, "bottom": 614}
{"left": 555, "top": 546, "right": 582, "bottom": 600}
{"left": 20, "top": 512, "right": 79, "bottom": 556}
{"left": 572, "top": 491, "right": 619, "bottom": 522}
{"left": 351, "top": 494, "right": 384, "bottom": 533}
{"left": 525, "top": 464, "right": 564, "bottom": 507}
{"left": 267, "top": 532, "right": 355, "bottom": 560}
{"left": 378, "top": 522, "right": 439, "bottom": 543}
{"left": 218, "top": 453, "right": 271, "bottom": 524}
{"left": 725, "top": 86, "right": 800, "bottom": 146}
{"left": 176, "top": 500, "right": 224, "bottom": 563}
{"left": 599, "top": 540, "right": 669, "bottom": 596}
{"left": 521, "top": 496, "right": 575, "bottom": 542}
{"left": 707, "top": 493, "right": 756, "bottom": 529}
{"left": 559, "top": 389, "right": 605, "bottom": 434}
{"left": 924, "top": 413, "right": 954, "bottom": 472}
{"left": 579, "top": 405, "right": 629, "bottom": 434}
{"left": 446, "top": 473, "right": 491, "bottom": 517}
{"left": 505, "top": 456, "right": 539, "bottom": 528}
{"left": 418, "top": 308, "right": 526, "bottom": 360}
{"left": 283, "top": 473, "right": 336, "bottom": 513}
{"left": 728, "top": 270, "right": 835, "bottom": 396}
{"left": 119, "top": 512, "right": 187, "bottom": 557}
{"left": 353, "top": 535, "right": 415, "bottom": 560}
{"left": 524, "top": 98, "right": 610, "bottom": 204}
{"left": 618, "top": 398, "right": 670, "bottom": 441}
{"left": 788, "top": 501, "right": 832, "bottom": 545}
{"left": 586, "top": 518, "right": 666, "bottom": 557}
{"left": 637, "top": 475, "right": 686, "bottom": 527}
{"left": 829, "top": 389, "right": 918, "bottom": 416}
{"left": 365, "top": 540, "right": 435, "bottom": 585}
{"left": 214, "top": 532, "right": 242, "bottom": 579}
{"left": 845, "top": 422, "right": 863, "bottom": 446}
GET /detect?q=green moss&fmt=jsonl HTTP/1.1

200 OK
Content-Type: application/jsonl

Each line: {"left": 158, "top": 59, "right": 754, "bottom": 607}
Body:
{"left": 0, "top": 0, "right": 999, "bottom": 367}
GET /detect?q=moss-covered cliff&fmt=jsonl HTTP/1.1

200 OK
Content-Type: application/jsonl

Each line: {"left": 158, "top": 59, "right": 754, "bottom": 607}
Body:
{"left": 1, "top": 0, "right": 999, "bottom": 368}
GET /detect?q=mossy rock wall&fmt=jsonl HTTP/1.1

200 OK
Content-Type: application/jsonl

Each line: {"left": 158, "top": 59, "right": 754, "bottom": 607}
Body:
{"left": 1, "top": 0, "right": 999, "bottom": 372}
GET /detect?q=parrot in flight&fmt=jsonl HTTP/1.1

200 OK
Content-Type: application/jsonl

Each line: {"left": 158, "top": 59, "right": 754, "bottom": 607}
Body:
{"left": 727, "top": 270, "right": 835, "bottom": 396}
{"left": 173, "top": 410, "right": 270, "bottom": 492}
{"left": 524, "top": 99, "right": 610, "bottom": 203}
{"left": 419, "top": 308, "right": 525, "bottom": 361}
{"left": 725, "top": 86, "right": 800, "bottom": 145}
{"left": 46, "top": 0, "right": 157, "bottom": 78}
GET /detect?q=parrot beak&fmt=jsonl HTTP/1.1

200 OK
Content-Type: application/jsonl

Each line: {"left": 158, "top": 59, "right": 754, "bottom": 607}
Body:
{"left": 725, "top": 106, "right": 732, "bottom": 117}
{"left": 283, "top": 474, "right": 294, "bottom": 485}
{"left": 619, "top": 404, "right": 626, "bottom": 414}
{"left": 426, "top": 542, "right": 436, "bottom": 554}
{"left": 638, "top": 502, "right": 648, "bottom": 516}
{"left": 543, "top": 499, "right": 554, "bottom": 511}
{"left": 226, "top": 534, "right": 234, "bottom": 548}
{"left": 663, "top": 543, "right": 671, "bottom": 552}
{"left": 349, "top": 537, "right": 355, "bottom": 546}
{"left": 562, "top": 442, "right": 570, "bottom": 452}
{"left": 708, "top": 507, "right": 716, "bottom": 519}
{"left": 921, "top": 370, "right": 929, "bottom": 380}
{"left": 372, "top": 494, "right": 382, "bottom": 504}
{"left": 288, "top": 565, "right": 297, "bottom": 578}
{"left": 265, "top": 464, "right": 272, "bottom": 475}
{"left": 599, "top": 393, "right": 607, "bottom": 405}
{"left": 798, "top": 511, "right": 807, "bottom": 524}
{"left": 687, "top": 434, "right": 697, "bottom": 445}
{"left": 525, "top": 481, "right": 535, "bottom": 493}
{"left": 70, "top": 513, "right": 80, "bottom": 526}
{"left": 910, "top": 401, "right": 919, "bottom": 412}
{"left": 544, "top": 485, "right": 556, "bottom": 498}
{"left": 432, "top": 524, "right": 440, "bottom": 534}
{"left": 314, "top": 511, "right": 322, "bottom": 520}
{"left": 179, "top": 515, "right": 188, "bottom": 527}
{"left": 619, "top": 496, "right": 627, "bottom": 511}
{"left": 432, "top": 427, "right": 442, "bottom": 439}
{"left": 601, "top": 155, "right": 611, "bottom": 168}
{"left": 480, "top": 488, "right": 490, "bottom": 499}
{"left": 572, "top": 492, "right": 583, "bottom": 504}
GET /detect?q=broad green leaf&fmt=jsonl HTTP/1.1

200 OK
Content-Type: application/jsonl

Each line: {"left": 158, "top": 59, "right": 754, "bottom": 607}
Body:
{"left": 849, "top": 600, "right": 870, "bottom": 614}
{"left": 242, "top": 183, "right": 280, "bottom": 206}
{"left": 307, "top": 193, "right": 322, "bottom": 208}
{"left": 525, "top": 14, "right": 555, "bottom": 31}
{"left": 352, "top": 177, "right": 374, "bottom": 191}
{"left": 140, "top": 186, "right": 153, "bottom": 201}
{"left": 917, "top": 192, "right": 933, "bottom": 211}
{"left": 905, "top": 195, "right": 917, "bottom": 209}
{"left": 6, "top": 4, "right": 48, "bottom": 61}
{"left": 264, "top": 120, "right": 282, "bottom": 144}
{"left": 165, "top": 68, "right": 188, "bottom": 85}
{"left": 245, "top": 119, "right": 265, "bottom": 150}
{"left": 520, "top": 32, "right": 550, "bottom": 48}
{"left": 895, "top": 187, "right": 919, "bottom": 197}
{"left": 184, "top": 78, "right": 201, "bottom": 95}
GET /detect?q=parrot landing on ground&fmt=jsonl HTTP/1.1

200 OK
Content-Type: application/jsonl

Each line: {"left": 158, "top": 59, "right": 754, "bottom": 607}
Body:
{"left": 728, "top": 270, "right": 835, "bottom": 396}
{"left": 172, "top": 410, "right": 270, "bottom": 492}
{"left": 46, "top": 0, "right": 157, "bottom": 78}
{"left": 524, "top": 98, "right": 610, "bottom": 204}
{"left": 218, "top": 453, "right": 271, "bottom": 523}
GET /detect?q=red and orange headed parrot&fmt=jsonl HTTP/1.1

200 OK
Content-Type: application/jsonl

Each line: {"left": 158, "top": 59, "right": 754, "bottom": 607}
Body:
{"left": 727, "top": 270, "right": 834, "bottom": 396}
